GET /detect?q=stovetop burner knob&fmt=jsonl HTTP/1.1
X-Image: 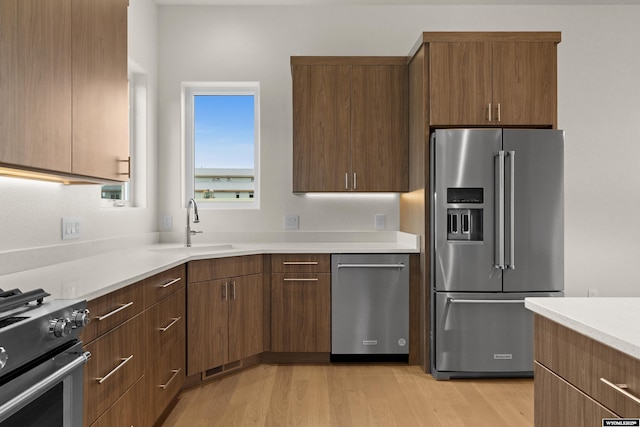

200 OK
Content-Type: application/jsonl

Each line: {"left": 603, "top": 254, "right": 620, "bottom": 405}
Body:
{"left": 49, "top": 318, "right": 72, "bottom": 338}
{"left": 71, "top": 309, "right": 90, "bottom": 328}
{"left": 0, "top": 347, "right": 7, "bottom": 370}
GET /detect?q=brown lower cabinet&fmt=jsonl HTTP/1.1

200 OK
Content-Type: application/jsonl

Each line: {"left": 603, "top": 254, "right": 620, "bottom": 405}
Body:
{"left": 534, "top": 314, "right": 640, "bottom": 426}
{"left": 534, "top": 362, "right": 617, "bottom": 427}
{"left": 187, "top": 255, "right": 264, "bottom": 376}
{"left": 270, "top": 254, "right": 331, "bottom": 353}
{"left": 83, "top": 264, "right": 186, "bottom": 427}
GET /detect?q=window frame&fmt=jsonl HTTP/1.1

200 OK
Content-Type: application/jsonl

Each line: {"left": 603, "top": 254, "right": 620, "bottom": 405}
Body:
{"left": 183, "top": 82, "right": 261, "bottom": 210}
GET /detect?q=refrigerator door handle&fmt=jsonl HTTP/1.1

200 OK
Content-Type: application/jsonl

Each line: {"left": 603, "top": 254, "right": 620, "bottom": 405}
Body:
{"left": 447, "top": 298, "right": 525, "bottom": 305}
{"left": 494, "top": 151, "right": 505, "bottom": 269}
{"left": 507, "top": 150, "right": 516, "bottom": 270}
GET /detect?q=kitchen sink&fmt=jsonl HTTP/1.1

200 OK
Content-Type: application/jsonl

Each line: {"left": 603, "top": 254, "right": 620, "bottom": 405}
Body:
{"left": 150, "top": 244, "right": 235, "bottom": 254}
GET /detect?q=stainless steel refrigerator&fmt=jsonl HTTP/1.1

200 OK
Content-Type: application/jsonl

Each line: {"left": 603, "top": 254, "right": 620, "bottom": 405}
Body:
{"left": 430, "top": 128, "right": 564, "bottom": 380}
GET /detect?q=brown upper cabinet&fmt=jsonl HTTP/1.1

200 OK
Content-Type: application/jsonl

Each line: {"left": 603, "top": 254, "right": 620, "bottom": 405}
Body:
{"left": 0, "top": 0, "right": 129, "bottom": 182}
{"left": 292, "top": 57, "right": 409, "bottom": 192}
{"left": 424, "top": 32, "right": 561, "bottom": 128}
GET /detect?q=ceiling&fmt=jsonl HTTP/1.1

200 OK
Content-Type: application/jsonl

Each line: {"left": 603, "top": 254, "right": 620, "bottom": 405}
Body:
{"left": 155, "top": 0, "right": 640, "bottom": 5}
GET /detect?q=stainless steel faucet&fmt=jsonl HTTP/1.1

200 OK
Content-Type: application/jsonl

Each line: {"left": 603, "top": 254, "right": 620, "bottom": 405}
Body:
{"left": 186, "top": 198, "right": 202, "bottom": 247}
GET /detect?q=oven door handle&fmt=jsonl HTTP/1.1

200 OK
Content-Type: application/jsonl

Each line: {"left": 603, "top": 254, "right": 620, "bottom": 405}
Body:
{"left": 0, "top": 351, "right": 91, "bottom": 423}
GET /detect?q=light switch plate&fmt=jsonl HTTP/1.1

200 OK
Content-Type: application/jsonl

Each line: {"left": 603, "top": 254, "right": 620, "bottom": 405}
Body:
{"left": 375, "top": 214, "right": 385, "bottom": 230}
{"left": 62, "top": 217, "right": 81, "bottom": 240}
{"left": 284, "top": 214, "right": 299, "bottom": 230}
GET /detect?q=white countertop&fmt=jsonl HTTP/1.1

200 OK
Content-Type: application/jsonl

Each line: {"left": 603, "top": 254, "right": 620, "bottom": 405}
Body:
{"left": 0, "top": 235, "right": 419, "bottom": 301}
{"left": 525, "top": 297, "right": 640, "bottom": 360}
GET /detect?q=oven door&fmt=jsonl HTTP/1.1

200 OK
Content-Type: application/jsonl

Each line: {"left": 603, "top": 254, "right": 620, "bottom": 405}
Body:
{"left": 0, "top": 341, "right": 90, "bottom": 427}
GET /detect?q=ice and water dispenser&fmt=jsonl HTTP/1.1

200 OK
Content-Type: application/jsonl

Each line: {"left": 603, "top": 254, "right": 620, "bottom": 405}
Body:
{"left": 446, "top": 188, "right": 483, "bottom": 242}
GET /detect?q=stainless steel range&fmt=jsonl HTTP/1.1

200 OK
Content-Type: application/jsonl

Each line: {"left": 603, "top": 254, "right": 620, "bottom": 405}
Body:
{"left": 0, "top": 288, "right": 90, "bottom": 426}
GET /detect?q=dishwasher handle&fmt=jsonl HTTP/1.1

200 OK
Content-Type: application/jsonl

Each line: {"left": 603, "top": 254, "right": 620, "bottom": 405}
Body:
{"left": 337, "top": 263, "right": 405, "bottom": 269}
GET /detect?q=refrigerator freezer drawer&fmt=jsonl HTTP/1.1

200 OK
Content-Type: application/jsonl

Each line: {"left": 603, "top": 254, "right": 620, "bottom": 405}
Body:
{"left": 433, "top": 292, "right": 559, "bottom": 379}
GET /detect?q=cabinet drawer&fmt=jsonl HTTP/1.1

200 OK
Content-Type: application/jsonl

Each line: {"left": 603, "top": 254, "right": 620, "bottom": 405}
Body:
{"left": 188, "top": 255, "right": 263, "bottom": 283}
{"left": 534, "top": 362, "right": 617, "bottom": 427}
{"left": 271, "top": 254, "right": 330, "bottom": 273}
{"left": 84, "top": 313, "right": 145, "bottom": 426}
{"left": 144, "top": 264, "right": 186, "bottom": 308}
{"left": 89, "top": 376, "right": 145, "bottom": 427}
{"left": 146, "top": 287, "right": 185, "bottom": 367}
{"left": 535, "top": 315, "right": 640, "bottom": 417}
{"left": 145, "top": 338, "right": 186, "bottom": 426}
{"left": 82, "top": 281, "right": 144, "bottom": 343}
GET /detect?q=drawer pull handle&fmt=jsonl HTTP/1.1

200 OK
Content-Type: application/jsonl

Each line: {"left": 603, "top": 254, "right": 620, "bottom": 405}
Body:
{"left": 283, "top": 261, "right": 318, "bottom": 265}
{"left": 283, "top": 278, "right": 319, "bottom": 282}
{"left": 97, "top": 355, "right": 134, "bottom": 384}
{"left": 160, "top": 278, "right": 182, "bottom": 288}
{"left": 159, "top": 317, "right": 181, "bottom": 332}
{"left": 600, "top": 378, "right": 640, "bottom": 405}
{"left": 97, "top": 301, "right": 134, "bottom": 321}
{"left": 159, "top": 368, "right": 181, "bottom": 390}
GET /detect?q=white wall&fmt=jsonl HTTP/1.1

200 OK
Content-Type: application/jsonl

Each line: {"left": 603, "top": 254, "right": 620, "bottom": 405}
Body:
{"left": 0, "top": 0, "right": 159, "bottom": 272}
{"left": 158, "top": 4, "right": 640, "bottom": 297}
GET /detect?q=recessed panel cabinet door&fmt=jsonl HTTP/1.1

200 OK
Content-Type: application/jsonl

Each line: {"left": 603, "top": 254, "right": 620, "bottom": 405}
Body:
{"left": 351, "top": 65, "right": 408, "bottom": 192}
{"left": 429, "top": 42, "right": 492, "bottom": 126}
{"left": 492, "top": 42, "right": 557, "bottom": 126}
{"left": 292, "top": 64, "right": 351, "bottom": 192}
{"left": 0, "top": 0, "right": 72, "bottom": 172}
{"left": 71, "top": 0, "right": 129, "bottom": 181}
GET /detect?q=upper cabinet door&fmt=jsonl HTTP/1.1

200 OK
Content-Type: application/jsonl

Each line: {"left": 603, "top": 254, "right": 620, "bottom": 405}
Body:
{"left": 492, "top": 42, "right": 557, "bottom": 127}
{"left": 428, "top": 36, "right": 558, "bottom": 128}
{"left": 429, "top": 42, "right": 492, "bottom": 126}
{"left": 0, "top": 0, "right": 72, "bottom": 172}
{"left": 351, "top": 65, "right": 408, "bottom": 192}
{"left": 72, "top": 0, "right": 129, "bottom": 181}
{"left": 292, "top": 64, "right": 351, "bottom": 192}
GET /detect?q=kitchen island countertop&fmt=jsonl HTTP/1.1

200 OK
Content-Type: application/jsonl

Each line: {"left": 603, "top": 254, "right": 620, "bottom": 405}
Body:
{"left": 525, "top": 297, "right": 640, "bottom": 360}
{"left": 0, "top": 233, "right": 419, "bottom": 301}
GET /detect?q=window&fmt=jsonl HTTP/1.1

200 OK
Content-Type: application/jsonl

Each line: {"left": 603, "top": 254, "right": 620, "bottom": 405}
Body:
{"left": 184, "top": 82, "right": 260, "bottom": 209}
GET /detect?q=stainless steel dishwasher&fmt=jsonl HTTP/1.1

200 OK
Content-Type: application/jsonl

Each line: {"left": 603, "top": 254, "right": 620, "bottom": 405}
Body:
{"left": 331, "top": 254, "right": 409, "bottom": 355}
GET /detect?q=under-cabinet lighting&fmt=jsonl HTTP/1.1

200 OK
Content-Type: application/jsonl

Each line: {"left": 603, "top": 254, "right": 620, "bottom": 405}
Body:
{"left": 302, "top": 193, "right": 399, "bottom": 200}
{"left": 0, "top": 167, "right": 112, "bottom": 185}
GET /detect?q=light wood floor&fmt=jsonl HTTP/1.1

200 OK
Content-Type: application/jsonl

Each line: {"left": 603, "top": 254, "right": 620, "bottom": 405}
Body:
{"left": 162, "top": 364, "right": 533, "bottom": 426}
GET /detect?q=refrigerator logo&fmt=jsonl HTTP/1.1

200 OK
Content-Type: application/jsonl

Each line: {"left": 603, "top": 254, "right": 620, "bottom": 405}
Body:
{"left": 493, "top": 353, "right": 513, "bottom": 360}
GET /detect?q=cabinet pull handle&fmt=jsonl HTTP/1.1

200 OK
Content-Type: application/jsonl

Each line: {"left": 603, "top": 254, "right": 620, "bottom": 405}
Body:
{"left": 222, "top": 283, "right": 228, "bottom": 301}
{"left": 283, "top": 278, "right": 319, "bottom": 282}
{"left": 159, "top": 369, "right": 181, "bottom": 390}
{"left": 231, "top": 281, "right": 236, "bottom": 300}
{"left": 283, "top": 261, "right": 318, "bottom": 266}
{"left": 160, "top": 278, "right": 181, "bottom": 288}
{"left": 117, "top": 156, "right": 131, "bottom": 178}
{"left": 97, "top": 355, "right": 134, "bottom": 384}
{"left": 159, "top": 317, "right": 181, "bottom": 332}
{"left": 488, "top": 103, "right": 492, "bottom": 122}
{"left": 353, "top": 173, "right": 357, "bottom": 190}
{"left": 497, "top": 102, "right": 501, "bottom": 122}
{"left": 600, "top": 378, "right": 640, "bottom": 405}
{"left": 97, "top": 301, "right": 134, "bottom": 321}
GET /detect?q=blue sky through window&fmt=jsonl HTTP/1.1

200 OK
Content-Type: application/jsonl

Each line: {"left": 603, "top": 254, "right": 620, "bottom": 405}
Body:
{"left": 194, "top": 95, "right": 255, "bottom": 169}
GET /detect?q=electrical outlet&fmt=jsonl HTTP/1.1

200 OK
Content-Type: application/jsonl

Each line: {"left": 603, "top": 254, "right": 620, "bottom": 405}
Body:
{"left": 375, "top": 214, "right": 385, "bottom": 230}
{"left": 163, "top": 214, "right": 173, "bottom": 230}
{"left": 284, "top": 214, "right": 299, "bottom": 230}
{"left": 61, "top": 217, "right": 81, "bottom": 240}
